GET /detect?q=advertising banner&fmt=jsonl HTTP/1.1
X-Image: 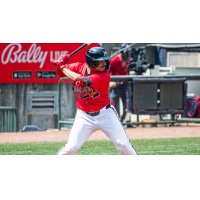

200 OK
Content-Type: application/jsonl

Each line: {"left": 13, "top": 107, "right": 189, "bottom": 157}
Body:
{"left": 0, "top": 43, "right": 100, "bottom": 83}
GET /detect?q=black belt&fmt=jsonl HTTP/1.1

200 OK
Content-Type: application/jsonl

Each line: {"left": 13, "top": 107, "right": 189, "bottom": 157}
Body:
{"left": 86, "top": 103, "right": 111, "bottom": 117}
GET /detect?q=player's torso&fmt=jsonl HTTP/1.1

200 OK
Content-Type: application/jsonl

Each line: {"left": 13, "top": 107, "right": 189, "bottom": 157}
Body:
{"left": 110, "top": 55, "right": 129, "bottom": 75}
{"left": 74, "top": 63, "right": 110, "bottom": 112}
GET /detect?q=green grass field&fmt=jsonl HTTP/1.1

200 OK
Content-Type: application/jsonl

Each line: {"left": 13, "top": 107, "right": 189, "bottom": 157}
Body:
{"left": 0, "top": 137, "right": 200, "bottom": 155}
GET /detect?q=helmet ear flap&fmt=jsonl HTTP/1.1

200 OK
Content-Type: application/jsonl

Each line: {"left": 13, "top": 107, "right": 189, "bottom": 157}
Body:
{"left": 85, "top": 54, "right": 99, "bottom": 68}
{"left": 106, "top": 60, "right": 110, "bottom": 70}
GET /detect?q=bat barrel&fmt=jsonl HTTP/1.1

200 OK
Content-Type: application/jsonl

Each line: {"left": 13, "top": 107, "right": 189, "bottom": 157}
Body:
{"left": 69, "top": 43, "right": 91, "bottom": 57}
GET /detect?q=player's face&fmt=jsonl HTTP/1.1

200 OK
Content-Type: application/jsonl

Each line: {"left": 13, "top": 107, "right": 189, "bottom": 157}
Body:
{"left": 122, "top": 51, "right": 129, "bottom": 57}
{"left": 95, "top": 60, "right": 106, "bottom": 73}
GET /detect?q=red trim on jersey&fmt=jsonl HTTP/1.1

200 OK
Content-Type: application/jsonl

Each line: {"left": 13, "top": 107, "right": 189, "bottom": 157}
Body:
{"left": 110, "top": 107, "right": 138, "bottom": 155}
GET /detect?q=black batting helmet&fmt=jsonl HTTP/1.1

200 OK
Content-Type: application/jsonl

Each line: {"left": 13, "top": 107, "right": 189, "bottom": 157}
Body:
{"left": 85, "top": 47, "right": 111, "bottom": 70}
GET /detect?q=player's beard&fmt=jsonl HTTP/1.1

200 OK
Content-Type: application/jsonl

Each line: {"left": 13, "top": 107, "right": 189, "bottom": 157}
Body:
{"left": 122, "top": 54, "right": 128, "bottom": 62}
{"left": 100, "top": 66, "right": 106, "bottom": 73}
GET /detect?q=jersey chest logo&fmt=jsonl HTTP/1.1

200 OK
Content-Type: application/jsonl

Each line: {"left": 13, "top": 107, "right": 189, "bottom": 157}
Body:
{"left": 74, "top": 86, "right": 100, "bottom": 99}
{"left": 74, "top": 77, "right": 100, "bottom": 99}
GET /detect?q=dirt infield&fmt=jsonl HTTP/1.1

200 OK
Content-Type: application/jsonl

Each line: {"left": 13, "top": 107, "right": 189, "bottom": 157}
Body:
{"left": 0, "top": 126, "right": 200, "bottom": 144}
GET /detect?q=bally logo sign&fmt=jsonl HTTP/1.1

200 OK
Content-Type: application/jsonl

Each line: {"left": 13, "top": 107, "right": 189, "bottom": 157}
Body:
{"left": 1, "top": 43, "right": 68, "bottom": 69}
{"left": 2, "top": 43, "right": 49, "bottom": 69}
{"left": 0, "top": 43, "right": 100, "bottom": 83}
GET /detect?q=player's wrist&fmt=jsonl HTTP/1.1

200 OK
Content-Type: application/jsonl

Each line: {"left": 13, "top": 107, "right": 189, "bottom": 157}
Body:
{"left": 53, "top": 54, "right": 70, "bottom": 68}
{"left": 60, "top": 65, "right": 66, "bottom": 70}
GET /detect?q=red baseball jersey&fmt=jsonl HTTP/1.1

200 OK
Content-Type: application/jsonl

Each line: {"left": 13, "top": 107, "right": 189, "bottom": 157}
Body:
{"left": 108, "top": 55, "right": 130, "bottom": 75}
{"left": 57, "top": 63, "right": 110, "bottom": 112}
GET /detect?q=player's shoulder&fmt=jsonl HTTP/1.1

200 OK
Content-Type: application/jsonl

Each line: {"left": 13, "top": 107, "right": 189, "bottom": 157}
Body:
{"left": 73, "top": 62, "right": 86, "bottom": 67}
{"left": 94, "top": 70, "right": 110, "bottom": 80}
{"left": 74, "top": 62, "right": 87, "bottom": 70}
{"left": 110, "top": 55, "right": 121, "bottom": 63}
{"left": 90, "top": 71, "right": 110, "bottom": 86}
{"left": 72, "top": 62, "right": 86, "bottom": 67}
{"left": 110, "top": 55, "right": 117, "bottom": 62}
{"left": 112, "top": 55, "right": 120, "bottom": 60}
{"left": 104, "top": 70, "right": 110, "bottom": 77}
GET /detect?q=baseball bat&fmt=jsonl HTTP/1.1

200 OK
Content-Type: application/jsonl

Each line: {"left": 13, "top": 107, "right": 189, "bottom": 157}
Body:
{"left": 54, "top": 43, "right": 92, "bottom": 67}
{"left": 69, "top": 43, "right": 92, "bottom": 57}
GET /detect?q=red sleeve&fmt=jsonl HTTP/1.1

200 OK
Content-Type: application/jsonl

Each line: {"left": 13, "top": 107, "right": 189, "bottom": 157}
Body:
{"left": 56, "top": 62, "right": 82, "bottom": 77}
{"left": 63, "top": 62, "right": 80, "bottom": 72}
{"left": 56, "top": 68, "right": 66, "bottom": 77}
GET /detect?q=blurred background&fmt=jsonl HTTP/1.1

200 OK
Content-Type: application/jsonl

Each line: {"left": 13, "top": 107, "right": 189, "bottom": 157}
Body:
{"left": 1, "top": 43, "right": 200, "bottom": 132}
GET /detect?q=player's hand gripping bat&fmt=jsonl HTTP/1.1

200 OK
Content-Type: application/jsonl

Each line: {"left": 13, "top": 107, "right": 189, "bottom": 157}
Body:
{"left": 54, "top": 43, "right": 92, "bottom": 68}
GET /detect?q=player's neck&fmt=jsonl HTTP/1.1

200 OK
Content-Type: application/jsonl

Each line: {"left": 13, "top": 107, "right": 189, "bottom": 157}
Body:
{"left": 87, "top": 65, "right": 97, "bottom": 75}
{"left": 86, "top": 65, "right": 91, "bottom": 74}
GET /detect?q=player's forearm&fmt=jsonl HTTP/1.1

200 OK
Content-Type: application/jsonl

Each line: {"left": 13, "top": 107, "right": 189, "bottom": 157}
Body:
{"left": 61, "top": 68, "right": 81, "bottom": 82}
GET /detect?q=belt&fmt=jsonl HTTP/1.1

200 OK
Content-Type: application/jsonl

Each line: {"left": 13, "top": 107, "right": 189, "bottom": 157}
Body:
{"left": 86, "top": 103, "right": 111, "bottom": 117}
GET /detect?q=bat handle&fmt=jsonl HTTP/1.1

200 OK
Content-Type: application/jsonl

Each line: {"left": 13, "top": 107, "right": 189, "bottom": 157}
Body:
{"left": 69, "top": 43, "right": 92, "bottom": 57}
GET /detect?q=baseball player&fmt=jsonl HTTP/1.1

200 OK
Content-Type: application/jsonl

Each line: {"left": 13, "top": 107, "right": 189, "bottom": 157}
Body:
{"left": 54, "top": 47, "right": 137, "bottom": 155}
{"left": 109, "top": 43, "right": 132, "bottom": 123}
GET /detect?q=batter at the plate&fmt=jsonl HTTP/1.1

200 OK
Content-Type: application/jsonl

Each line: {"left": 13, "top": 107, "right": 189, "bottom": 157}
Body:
{"left": 54, "top": 47, "right": 137, "bottom": 155}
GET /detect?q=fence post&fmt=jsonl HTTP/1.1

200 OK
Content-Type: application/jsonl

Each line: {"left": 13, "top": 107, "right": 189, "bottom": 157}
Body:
{"left": 11, "top": 110, "right": 13, "bottom": 132}
{"left": 5, "top": 111, "right": 8, "bottom": 132}
{"left": 14, "top": 109, "right": 16, "bottom": 132}
{"left": 15, "top": 108, "right": 18, "bottom": 132}
{"left": 1, "top": 111, "right": 3, "bottom": 132}
{"left": 58, "top": 78, "right": 69, "bottom": 130}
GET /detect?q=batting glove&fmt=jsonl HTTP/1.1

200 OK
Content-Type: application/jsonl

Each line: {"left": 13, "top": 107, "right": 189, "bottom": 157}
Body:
{"left": 53, "top": 54, "right": 70, "bottom": 68}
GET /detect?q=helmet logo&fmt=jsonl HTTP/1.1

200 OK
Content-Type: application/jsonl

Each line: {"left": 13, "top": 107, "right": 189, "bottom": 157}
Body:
{"left": 103, "top": 51, "right": 107, "bottom": 57}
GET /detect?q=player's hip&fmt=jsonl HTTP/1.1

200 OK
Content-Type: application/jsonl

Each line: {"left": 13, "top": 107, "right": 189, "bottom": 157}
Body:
{"left": 77, "top": 102, "right": 115, "bottom": 119}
